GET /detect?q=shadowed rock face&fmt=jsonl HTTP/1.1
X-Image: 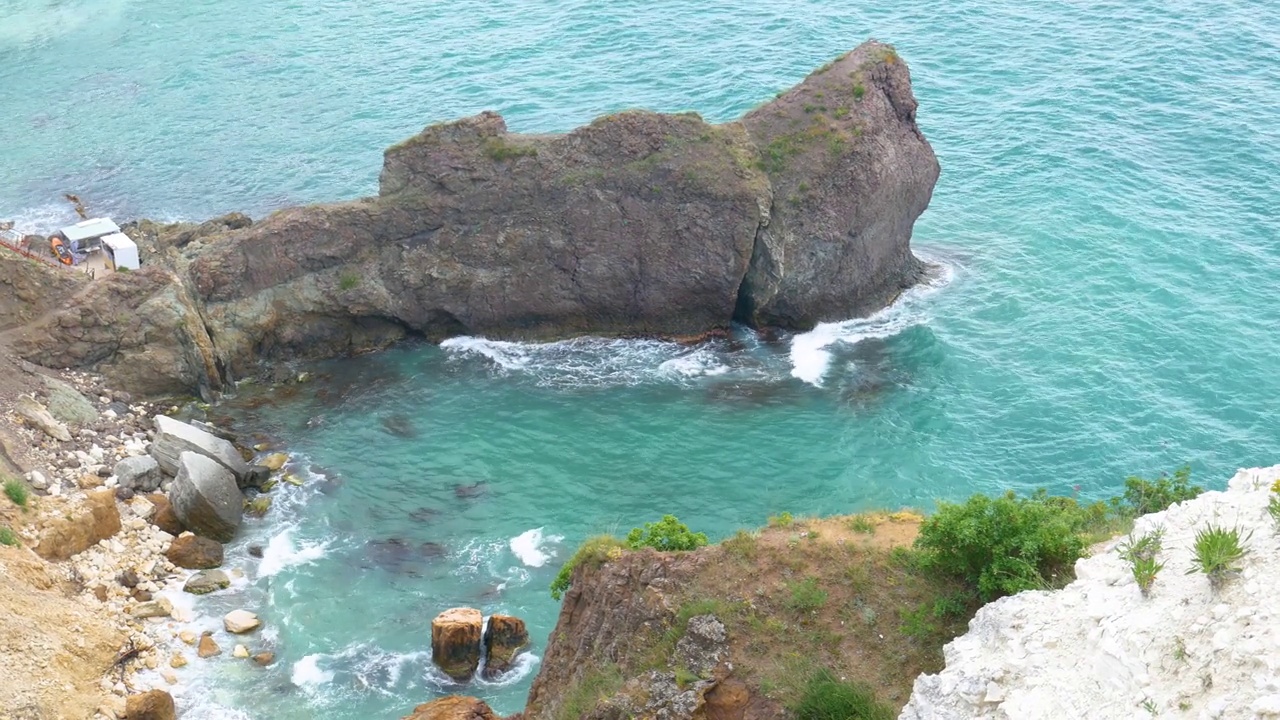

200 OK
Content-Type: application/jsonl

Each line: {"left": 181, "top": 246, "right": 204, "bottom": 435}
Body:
{"left": 7, "top": 40, "right": 937, "bottom": 398}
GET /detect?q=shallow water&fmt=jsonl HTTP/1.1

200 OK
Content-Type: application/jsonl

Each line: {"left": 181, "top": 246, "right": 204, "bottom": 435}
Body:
{"left": 4, "top": 0, "right": 1280, "bottom": 716}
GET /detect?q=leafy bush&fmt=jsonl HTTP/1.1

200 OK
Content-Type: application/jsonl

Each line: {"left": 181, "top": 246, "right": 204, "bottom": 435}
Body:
{"left": 769, "top": 511, "right": 794, "bottom": 528}
{"left": 1116, "top": 466, "right": 1202, "bottom": 516}
{"left": 1117, "top": 528, "right": 1164, "bottom": 597}
{"left": 549, "top": 536, "right": 625, "bottom": 600}
{"left": 0, "top": 526, "right": 18, "bottom": 547}
{"left": 625, "top": 514, "right": 708, "bottom": 552}
{"left": 3, "top": 478, "right": 29, "bottom": 508}
{"left": 792, "top": 669, "right": 894, "bottom": 720}
{"left": 1188, "top": 524, "right": 1250, "bottom": 589}
{"left": 785, "top": 578, "right": 828, "bottom": 613}
{"left": 915, "top": 491, "right": 1089, "bottom": 600}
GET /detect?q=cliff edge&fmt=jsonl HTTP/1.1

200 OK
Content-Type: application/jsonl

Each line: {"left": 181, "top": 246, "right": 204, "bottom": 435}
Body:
{"left": 6, "top": 40, "right": 937, "bottom": 398}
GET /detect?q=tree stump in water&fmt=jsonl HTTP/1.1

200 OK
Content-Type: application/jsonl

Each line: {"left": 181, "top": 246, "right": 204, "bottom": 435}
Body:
{"left": 431, "top": 608, "right": 483, "bottom": 681}
{"left": 482, "top": 614, "right": 529, "bottom": 677}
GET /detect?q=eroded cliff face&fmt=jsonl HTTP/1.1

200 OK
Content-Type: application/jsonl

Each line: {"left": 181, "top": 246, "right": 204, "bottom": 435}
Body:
{"left": 8, "top": 39, "right": 937, "bottom": 398}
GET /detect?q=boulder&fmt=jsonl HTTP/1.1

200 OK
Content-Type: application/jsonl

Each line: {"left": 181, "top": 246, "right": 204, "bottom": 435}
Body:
{"left": 232, "top": 644, "right": 250, "bottom": 658}
{"left": 168, "top": 451, "right": 242, "bottom": 542}
{"left": 431, "top": 607, "right": 483, "bottom": 681}
{"left": 482, "top": 614, "right": 529, "bottom": 677}
{"left": 402, "top": 696, "right": 499, "bottom": 720}
{"left": 166, "top": 533, "right": 224, "bottom": 569}
{"left": 240, "top": 464, "right": 271, "bottom": 491}
{"left": 145, "top": 493, "right": 185, "bottom": 535}
{"left": 197, "top": 632, "right": 220, "bottom": 658}
{"left": 33, "top": 488, "right": 121, "bottom": 560}
{"left": 252, "top": 652, "right": 275, "bottom": 666}
{"left": 183, "top": 569, "right": 230, "bottom": 595}
{"left": 41, "top": 375, "right": 98, "bottom": 425}
{"left": 115, "top": 455, "right": 162, "bottom": 493}
{"left": 224, "top": 609, "right": 261, "bottom": 634}
{"left": 260, "top": 453, "right": 288, "bottom": 471}
{"left": 150, "top": 416, "right": 249, "bottom": 482}
{"left": 14, "top": 395, "right": 71, "bottom": 442}
{"left": 124, "top": 689, "right": 176, "bottom": 720}
{"left": 131, "top": 597, "right": 173, "bottom": 619}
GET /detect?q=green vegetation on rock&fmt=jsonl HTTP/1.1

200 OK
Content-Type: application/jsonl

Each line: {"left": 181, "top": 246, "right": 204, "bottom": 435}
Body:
{"left": 1189, "top": 523, "right": 1250, "bottom": 589}
{"left": 549, "top": 535, "right": 625, "bottom": 600}
{"left": 1117, "top": 465, "right": 1203, "bottom": 516}
{"left": 793, "top": 669, "right": 895, "bottom": 720}
{"left": 482, "top": 137, "right": 538, "bottom": 161}
{"left": 3, "top": 478, "right": 29, "bottom": 508}
{"left": 625, "top": 514, "right": 708, "bottom": 551}
{"left": 0, "top": 526, "right": 18, "bottom": 547}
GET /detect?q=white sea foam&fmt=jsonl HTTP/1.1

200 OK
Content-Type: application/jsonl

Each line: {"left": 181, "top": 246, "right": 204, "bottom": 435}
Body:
{"left": 510, "top": 527, "right": 563, "bottom": 568}
{"left": 789, "top": 259, "right": 956, "bottom": 387}
{"left": 474, "top": 650, "right": 542, "bottom": 689}
{"left": 291, "top": 654, "right": 335, "bottom": 687}
{"left": 259, "top": 530, "right": 329, "bottom": 577}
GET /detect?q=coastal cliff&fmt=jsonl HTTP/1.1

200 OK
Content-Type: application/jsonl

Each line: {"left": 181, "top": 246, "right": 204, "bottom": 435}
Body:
{"left": 5, "top": 40, "right": 937, "bottom": 398}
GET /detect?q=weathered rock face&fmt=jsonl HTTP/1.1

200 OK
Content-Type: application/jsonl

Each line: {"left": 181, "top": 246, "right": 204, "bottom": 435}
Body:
{"left": 6, "top": 41, "right": 935, "bottom": 398}
{"left": 40, "top": 375, "right": 98, "bottom": 425}
{"left": 168, "top": 451, "right": 242, "bottom": 542}
{"left": 482, "top": 614, "right": 529, "bottom": 677}
{"left": 402, "top": 695, "right": 499, "bottom": 720}
{"left": 33, "top": 488, "right": 121, "bottom": 560}
{"left": 166, "top": 533, "right": 224, "bottom": 569}
{"left": 146, "top": 492, "right": 185, "bottom": 536}
{"left": 0, "top": 253, "right": 85, "bottom": 332}
{"left": 431, "top": 607, "right": 484, "bottom": 681}
{"left": 124, "top": 689, "right": 176, "bottom": 720}
{"left": 150, "top": 415, "right": 249, "bottom": 482}
{"left": 14, "top": 395, "right": 71, "bottom": 442}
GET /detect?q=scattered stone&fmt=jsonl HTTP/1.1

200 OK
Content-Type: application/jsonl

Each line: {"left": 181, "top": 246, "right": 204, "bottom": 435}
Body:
{"left": 77, "top": 472, "right": 104, "bottom": 489}
{"left": 183, "top": 569, "right": 231, "bottom": 595}
{"left": 114, "top": 486, "right": 135, "bottom": 501}
{"left": 92, "top": 585, "right": 109, "bottom": 602}
{"left": 224, "top": 609, "right": 261, "bottom": 634}
{"left": 125, "top": 689, "right": 176, "bottom": 720}
{"left": 169, "top": 451, "right": 243, "bottom": 542}
{"left": 15, "top": 395, "right": 72, "bottom": 441}
{"left": 178, "top": 630, "right": 196, "bottom": 645}
{"left": 233, "top": 644, "right": 250, "bottom": 658}
{"left": 247, "top": 544, "right": 264, "bottom": 558}
{"left": 261, "top": 453, "right": 288, "bottom": 471}
{"left": 115, "top": 455, "right": 162, "bottom": 493}
{"left": 150, "top": 415, "right": 249, "bottom": 482}
{"left": 165, "top": 533, "right": 224, "bottom": 569}
{"left": 402, "top": 696, "right": 499, "bottom": 720}
{"left": 33, "top": 488, "right": 121, "bottom": 560}
{"left": 131, "top": 588, "right": 153, "bottom": 602}
{"left": 197, "top": 632, "right": 221, "bottom": 658}
{"left": 431, "top": 607, "right": 483, "bottom": 681}
{"left": 131, "top": 597, "right": 173, "bottom": 619}
{"left": 118, "top": 569, "right": 139, "bottom": 588}
{"left": 482, "top": 615, "right": 529, "bottom": 677}
{"left": 170, "top": 652, "right": 188, "bottom": 668}
{"left": 27, "top": 470, "right": 48, "bottom": 490}
{"left": 252, "top": 652, "right": 275, "bottom": 666}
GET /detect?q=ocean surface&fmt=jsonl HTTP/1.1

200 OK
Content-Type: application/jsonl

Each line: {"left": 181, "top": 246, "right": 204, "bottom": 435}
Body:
{"left": 4, "top": 0, "right": 1280, "bottom": 716}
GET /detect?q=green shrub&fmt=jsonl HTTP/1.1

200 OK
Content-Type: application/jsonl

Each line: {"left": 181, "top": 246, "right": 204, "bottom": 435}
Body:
{"left": 1117, "top": 528, "right": 1164, "bottom": 597}
{"left": 847, "top": 515, "right": 876, "bottom": 534}
{"left": 769, "top": 511, "right": 794, "bottom": 528}
{"left": 549, "top": 535, "right": 625, "bottom": 600}
{"left": 0, "top": 526, "right": 18, "bottom": 547}
{"left": 3, "top": 478, "right": 29, "bottom": 508}
{"left": 625, "top": 514, "right": 708, "bottom": 552}
{"left": 338, "top": 273, "right": 360, "bottom": 290}
{"left": 915, "top": 491, "right": 1088, "bottom": 600}
{"left": 791, "top": 669, "right": 894, "bottom": 720}
{"left": 1115, "top": 466, "right": 1203, "bottom": 516}
{"left": 785, "top": 578, "right": 828, "bottom": 613}
{"left": 1188, "top": 524, "right": 1250, "bottom": 589}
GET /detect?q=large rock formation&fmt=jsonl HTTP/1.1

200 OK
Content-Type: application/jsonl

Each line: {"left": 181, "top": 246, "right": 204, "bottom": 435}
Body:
{"left": 402, "top": 695, "right": 499, "bottom": 720}
{"left": 167, "top": 452, "right": 242, "bottom": 542}
{"left": 432, "top": 607, "right": 484, "bottom": 681}
{"left": 149, "top": 415, "right": 249, "bottom": 482}
{"left": 5, "top": 40, "right": 936, "bottom": 398}
{"left": 482, "top": 614, "right": 529, "bottom": 677}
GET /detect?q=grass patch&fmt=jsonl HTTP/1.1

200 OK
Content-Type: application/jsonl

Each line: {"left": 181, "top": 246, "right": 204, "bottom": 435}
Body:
{"left": 848, "top": 514, "right": 876, "bottom": 535}
{"left": 792, "top": 669, "right": 895, "bottom": 720}
{"left": 852, "top": 84, "right": 866, "bottom": 101}
{"left": 1189, "top": 523, "right": 1250, "bottom": 590}
{"left": 1117, "top": 528, "right": 1164, "bottom": 597}
{"left": 722, "top": 530, "right": 758, "bottom": 560}
{"left": 482, "top": 138, "right": 538, "bottom": 161}
{"left": 0, "top": 526, "right": 18, "bottom": 547}
{"left": 556, "top": 664, "right": 624, "bottom": 720}
{"left": 337, "top": 273, "right": 360, "bottom": 291}
{"left": 4, "top": 478, "right": 30, "bottom": 508}
{"left": 549, "top": 535, "right": 625, "bottom": 600}
{"left": 785, "top": 578, "right": 828, "bottom": 613}
{"left": 768, "top": 511, "right": 794, "bottom": 528}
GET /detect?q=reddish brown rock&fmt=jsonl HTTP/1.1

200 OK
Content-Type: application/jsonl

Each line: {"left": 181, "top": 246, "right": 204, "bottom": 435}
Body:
{"left": 147, "top": 493, "right": 186, "bottom": 536}
{"left": 33, "top": 488, "right": 121, "bottom": 560}
{"left": 125, "top": 689, "right": 176, "bottom": 720}
{"left": 431, "top": 607, "right": 483, "bottom": 681}
{"left": 402, "top": 695, "right": 498, "bottom": 720}
{"left": 704, "top": 678, "right": 751, "bottom": 720}
{"left": 165, "top": 533, "right": 224, "bottom": 569}
{"left": 197, "top": 631, "right": 221, "bottom": 658}
{"left": 482, "top": 614, "right": 529, "bottom": 677}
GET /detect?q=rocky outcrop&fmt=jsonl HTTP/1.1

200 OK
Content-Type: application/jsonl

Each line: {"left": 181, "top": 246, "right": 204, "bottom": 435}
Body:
{"left": 40, "top": 375, "right": 98, "bottom": 425}
{"left": 165, "top": 533, "right": 224, "bottom": 569}
{"left": 32, "top": 488, "right": 121, "bottom": 560}
{"left": 0, "top": 252, "right": 85, "bottom": 332}
{"left": 901, "top": 466, "right": 1280, "bottom": 720}
{"left": 149, "top": 415, "right": 249, "bottom": 482}
{"left": 432, "top": 607, "right": 484, "bottom": 681}
{"left": 482, "top": 614, "right": 529, "bottom": 677}
{"left": 168, "top": 452, "right": 242, "bottom": 542}
{"left": 3, "top": 41, "right": 935, "bottom": 399}
{"left": 402, "top": 695, "right": 499, "bottom": 720}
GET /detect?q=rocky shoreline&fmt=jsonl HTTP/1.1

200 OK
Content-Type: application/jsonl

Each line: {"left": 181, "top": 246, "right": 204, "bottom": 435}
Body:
{"left": 0, "top": 360, "right": 286, "bottom": 719}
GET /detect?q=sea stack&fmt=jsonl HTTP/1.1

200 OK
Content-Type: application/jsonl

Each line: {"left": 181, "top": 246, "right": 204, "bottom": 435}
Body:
{"left": 431, "top": 607, "right": 484, "bottom": 681}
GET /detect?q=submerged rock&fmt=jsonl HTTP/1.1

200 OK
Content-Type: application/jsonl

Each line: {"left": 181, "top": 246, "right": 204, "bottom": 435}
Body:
{"left": 168, "top": 452, "right": 243, "bottom": 542}
{"left": 453, "top": 482, "right": 487, "bottom": 499}
{"left": 431, "top": 607, "right": 483, "bottom": 681}
{"left": 380, "top": 414, "right": 418, "bottom": 438}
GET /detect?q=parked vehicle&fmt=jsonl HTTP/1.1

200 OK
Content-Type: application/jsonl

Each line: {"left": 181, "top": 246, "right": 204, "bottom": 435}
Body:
{"left": 49, "top": 236, "right": 73, "bottom": 265}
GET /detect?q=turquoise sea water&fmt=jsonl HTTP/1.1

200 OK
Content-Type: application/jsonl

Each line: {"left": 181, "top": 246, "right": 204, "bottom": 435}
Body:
{"left": 4, "top": 0, "right": 1280, "bottom": 717}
